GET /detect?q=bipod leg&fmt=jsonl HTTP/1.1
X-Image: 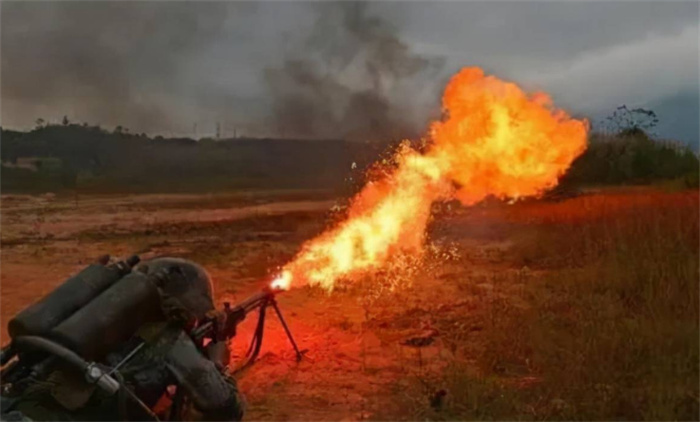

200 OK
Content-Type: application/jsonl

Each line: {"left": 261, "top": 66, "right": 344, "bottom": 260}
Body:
{"left": 269, "top": 299, "right": 303, "bottom": 362}
{"left": 233, "top": 300, "right": 269, "bottom": 376}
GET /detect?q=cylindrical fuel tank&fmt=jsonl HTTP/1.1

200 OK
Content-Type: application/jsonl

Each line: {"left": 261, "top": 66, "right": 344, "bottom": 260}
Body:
{"left": 50, "top": 271, "right": 163, "bottom": 361}
{"left": 8, "top": 256, "right": 140, "bottom": 339}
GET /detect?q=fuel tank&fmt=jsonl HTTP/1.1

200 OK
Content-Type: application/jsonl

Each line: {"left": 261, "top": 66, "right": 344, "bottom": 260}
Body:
{"left": 50, "top": 271, "right": 163, "bottom": 361}
{"left": 8, "top": 256, "right": 140, "bottom": 339}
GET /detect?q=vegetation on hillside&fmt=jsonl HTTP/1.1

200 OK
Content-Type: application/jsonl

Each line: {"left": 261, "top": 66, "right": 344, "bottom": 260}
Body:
{"left": 1, "top": 123, "right": 379, "bottom": 194}
{"left": 1, "top": 106, "right": 697, "bottom": 194}
{"left": 562, "top": 131, "right": 699, "bottom": 188}
{"left": 561, "top": 105, "right": 698, "bottom": 189}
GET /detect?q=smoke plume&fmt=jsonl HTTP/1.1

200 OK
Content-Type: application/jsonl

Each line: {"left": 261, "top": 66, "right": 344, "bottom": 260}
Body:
{"left": 2, "top": 2, "right": 441, "bottom": 140}
{"left": 263, "top": 2, "right": 444, "bottom": 142}
{"left": 1, "top": 2, "right": 243, "bottom": 134}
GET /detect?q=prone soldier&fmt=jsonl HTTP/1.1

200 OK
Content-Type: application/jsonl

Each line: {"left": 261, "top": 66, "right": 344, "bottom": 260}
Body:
{"left": 0, "top": 256, "right": 244, "bottom": 421}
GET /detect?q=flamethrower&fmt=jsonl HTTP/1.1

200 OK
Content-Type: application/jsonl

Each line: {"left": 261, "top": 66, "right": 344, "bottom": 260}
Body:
{"left": 0, "top": 255, "right": 303, "bottom": 422}
{"left": 190, "top": 285, "right": 304, "bottom": 373}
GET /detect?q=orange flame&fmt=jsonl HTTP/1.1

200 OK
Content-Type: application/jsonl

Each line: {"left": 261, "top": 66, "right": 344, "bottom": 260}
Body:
{"left": 271, "top": 67, "right": 588, "bottom": 291}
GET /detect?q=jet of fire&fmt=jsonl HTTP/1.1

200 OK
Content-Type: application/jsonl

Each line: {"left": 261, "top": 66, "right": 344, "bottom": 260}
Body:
{"left": 271, "top": 67, "right": 588, "bottom": 291}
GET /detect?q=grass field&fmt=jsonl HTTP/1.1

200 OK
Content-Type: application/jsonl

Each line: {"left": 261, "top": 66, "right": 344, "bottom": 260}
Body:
{"left": 1, "top": 188, "right": 697, "bottom": 420}
{"left": 402, "top": 190, "right": 699, "bottom": 420}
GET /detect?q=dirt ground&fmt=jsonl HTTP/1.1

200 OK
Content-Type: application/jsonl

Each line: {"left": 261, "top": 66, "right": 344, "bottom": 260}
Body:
{"left": 0, "top": 191, "right": 494, "bottom": 420}
{"left": 1, "top": 189, "right": 696, "bottom": 420}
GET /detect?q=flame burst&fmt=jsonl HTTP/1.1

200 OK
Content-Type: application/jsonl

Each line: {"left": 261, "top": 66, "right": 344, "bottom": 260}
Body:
{"left": 271, "top": 67, "right": 588, "bottom": 291}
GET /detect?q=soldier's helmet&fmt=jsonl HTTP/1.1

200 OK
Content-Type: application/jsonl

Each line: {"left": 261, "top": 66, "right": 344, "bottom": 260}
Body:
{"left": 138, "top": 257, "right": 215, "bottom": 320}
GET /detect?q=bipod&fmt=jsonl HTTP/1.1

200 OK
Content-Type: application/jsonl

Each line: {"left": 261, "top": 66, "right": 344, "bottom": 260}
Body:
{"left": 233, "top": 293, "right": 304, "bottom": 374}
{"left": 268, "top": 296, "right": 303, "bottom": 362}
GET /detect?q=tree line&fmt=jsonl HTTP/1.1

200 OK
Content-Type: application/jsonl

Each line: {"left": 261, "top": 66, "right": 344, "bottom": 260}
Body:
{"left": 1, "top": 107, "right": 698, "bottom": 194}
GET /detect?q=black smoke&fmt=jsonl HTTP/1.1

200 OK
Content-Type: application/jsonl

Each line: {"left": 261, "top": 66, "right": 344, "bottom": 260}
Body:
{"left": 263, "top": 2, "right": 444, "bottom": 142}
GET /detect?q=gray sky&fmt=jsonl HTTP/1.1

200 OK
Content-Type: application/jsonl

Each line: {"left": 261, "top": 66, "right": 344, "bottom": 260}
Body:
{"left": 1, "top": 1, "right": 698, "bottom": 145}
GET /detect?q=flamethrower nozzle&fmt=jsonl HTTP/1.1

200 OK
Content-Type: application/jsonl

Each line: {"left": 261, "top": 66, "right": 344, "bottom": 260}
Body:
{"left": 269, "top": 270, "right": 293, "bottom": 291}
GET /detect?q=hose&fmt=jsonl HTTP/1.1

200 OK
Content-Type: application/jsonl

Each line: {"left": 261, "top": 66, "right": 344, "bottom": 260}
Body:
{"left": 13, "top": 336, "right": 89, "bottom": 373}
{"left": 13, "top": 336, "right": 160, "bottom": 421}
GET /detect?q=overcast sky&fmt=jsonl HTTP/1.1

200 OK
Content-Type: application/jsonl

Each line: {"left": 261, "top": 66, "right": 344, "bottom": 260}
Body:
{"left": 1, "top": 1, "right": 698, "bottom": 145}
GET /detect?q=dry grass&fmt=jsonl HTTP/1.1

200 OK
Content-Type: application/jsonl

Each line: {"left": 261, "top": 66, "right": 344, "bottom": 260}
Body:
{"left": 2, "top": 190, "right": 697, "bottom": 420}
{"left": 405, "top": 190, "right": 699, "bottom": 421}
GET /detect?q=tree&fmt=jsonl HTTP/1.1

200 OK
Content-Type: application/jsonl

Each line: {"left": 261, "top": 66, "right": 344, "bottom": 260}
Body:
{"left": 605, "top": 105, "right": 659, "bottom": 136}
{"left": 35, "top": 118, "right": 45, "bottom": 129}
{"left": 62, "top": 115, "right": 70, "bottom": 126}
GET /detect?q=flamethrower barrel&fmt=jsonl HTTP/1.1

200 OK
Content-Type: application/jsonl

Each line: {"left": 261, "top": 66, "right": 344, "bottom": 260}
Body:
{"left": 235, "top": 290, "right": 274, "bottom": 314}
{"left": 189, "top": 284, "right": 301, "bottom": 372}
{"left": 191, "top": 289, "right": 277, "bottom": 341}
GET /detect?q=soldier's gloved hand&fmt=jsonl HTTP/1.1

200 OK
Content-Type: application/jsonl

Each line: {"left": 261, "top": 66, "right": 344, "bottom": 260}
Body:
{"left": 204, "top": 340, "right": 230, "bottom": 370}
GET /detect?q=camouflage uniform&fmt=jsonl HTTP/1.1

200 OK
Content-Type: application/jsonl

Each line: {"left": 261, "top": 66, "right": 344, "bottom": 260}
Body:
{"left": 1, "top": 258, "right": 244, "bottom": 421}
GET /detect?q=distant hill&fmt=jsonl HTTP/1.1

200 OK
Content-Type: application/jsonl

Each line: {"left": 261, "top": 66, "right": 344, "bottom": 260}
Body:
{"left": 2, "top": 122, "right": 697, "bottom": 195}
{"left": 1, "top": 124, "right": 381, "bottom": 194}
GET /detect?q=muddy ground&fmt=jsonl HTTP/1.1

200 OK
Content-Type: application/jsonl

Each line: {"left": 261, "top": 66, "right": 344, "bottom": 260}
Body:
{"left": 3, "top": 190, "right": 687, "bottom": 420}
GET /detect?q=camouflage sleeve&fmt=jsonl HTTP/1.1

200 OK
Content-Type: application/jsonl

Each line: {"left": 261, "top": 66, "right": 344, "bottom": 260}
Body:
{"left": 164, "top": 331, "right": 244, "bottom": 421}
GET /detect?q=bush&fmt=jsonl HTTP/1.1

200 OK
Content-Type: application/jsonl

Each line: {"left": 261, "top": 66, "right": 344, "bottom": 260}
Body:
{"left": 563, "top": 132, "right": 699, "bottom": 187}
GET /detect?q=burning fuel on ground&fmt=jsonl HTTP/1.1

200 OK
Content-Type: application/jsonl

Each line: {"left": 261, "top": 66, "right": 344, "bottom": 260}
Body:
{"left": 272, "top": 67, "right": 588, "bottom": 292}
